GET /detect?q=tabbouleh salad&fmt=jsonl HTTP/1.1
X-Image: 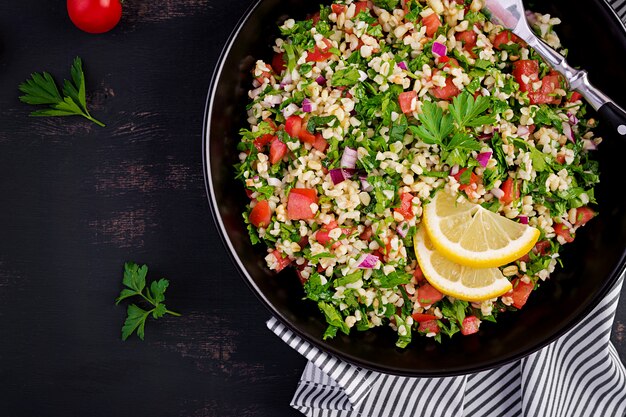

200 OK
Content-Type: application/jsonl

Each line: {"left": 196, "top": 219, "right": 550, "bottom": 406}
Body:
{"left": 235, "top": 0, "right": 601, "bottom": 346}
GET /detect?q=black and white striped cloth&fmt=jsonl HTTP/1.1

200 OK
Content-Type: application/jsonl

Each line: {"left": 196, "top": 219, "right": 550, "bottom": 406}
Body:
{"left": 267, "top": 273, "right": 625, "bottom": 416}
{"left": 266, "top": 2, "right": 626, "bottom": 415}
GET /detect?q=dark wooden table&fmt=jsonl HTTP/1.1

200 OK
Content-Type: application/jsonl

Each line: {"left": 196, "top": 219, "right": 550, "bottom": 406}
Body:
{"left": 0, "top": 1, "right": 624, "bottom": 416}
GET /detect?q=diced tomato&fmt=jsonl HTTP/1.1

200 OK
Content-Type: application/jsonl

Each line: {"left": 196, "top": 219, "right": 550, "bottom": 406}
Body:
{"left": 394, "top": 192, "right": 415, "bottom": 220}
{"left": 264, "top": 118, "right": 278, "bottom": 132}
{"left": 554, "top": 223, "right": 575, "bottom": 243}
{"left": 418, "top": 319, "right": 440, "bottom": 334}
{"left": 512, "top": 59, "right": 540, "bottom": 93}
{"left": 455, "top": 30, "right": 477, "bottom": 57}
{"left": 287, "top": 188, "right": 318, "bottom": 220}
{"left": 411, "top": 313, "right": 438, "bottom": 323}
{"left": 422, "top": 13, "right": 441, "bottom": 37}
{"left": 285, "top": 115, "right": 302, "bottom": 138}
{"left": 555, "top": 154, "right": 566, "bottom": 164}
{"left": 359, "top": 226, "right": 373, "bottom": 241}
{"left": 249, "top": 200, "right": 272, "bottom": 228}
{"left": 575, "top": 206, "right": 595, "bottom": 226}
{"left": 309, "top": 11, "right": 320, "bottom": 26}
{"left": 296, "top": 268, "right": 307, "bottom": 284}
{"left": 493, "top": 30, "right": 523, "bottom": 50}
{"left": 398, "top": 91, "right": 417, "bottom": 114}
{"left": 298, "top": 127, "right": 317, "bottom": 145}
{"left": 315, "top": 229, "right": 332, "bottom": 246}
{"left": 312, "top": 133, "right": 328, "bottom": 152}
{"left": 436, "top": 56, "right": 459, "bottom": 69}
{"left": 354, "top": 1, "right": 370, "bottom": 15}
{"left": 417, "top": 283, "right": 443, "bottom": 305}
{"left": 461, "top": 316, "right": 481, "bottom": 335}
{"left": 528, "top": 124, "right": 536, "bottom": 134}
{"left": 271, "top": 52, "right": 286, "bottom": 74}
{"left": 331, "top": 4, "right": 346, "bottom": 14}
{"left": 529, "top": 72, "right": 562, "bottom": 105}
{"left": 255, "top": 70, "right": 271, "bottom": 84}
{"left": 253, "top": 133, "right": 274, "bottom": 151}
{"left": 272, "top": 249, "right": 291, "bottom": 272}
{"left": 269, "top": 137, "right": 287, "bottom": 164}
{"left": 533, "top": 240, "right": 551, "bottom": 256}
{"left": 499, "top": 178, "right": 520, "bottom": 205}
{"left": 413, "top": 266, "right": 425, "bottom": 282}
{"left": 452, "top": 168, "right": 480, "bottom": 198}
{"left": 245, "top": 188, "right": 254, "bottom": 199}
{"left": 508, "top": 278, "right": 534, "bottom": 309}
{"left": 519, "top": 239, "right": 552, "bottom": 263}
{"left": 513, "top": 60, "right": 563, "bottom": 105}
{"left": 430, "top": 72, "right": 461, "bottom": 100}
{"left": 306, "top": 39, "right": 333, "bottom": 62}
{"left": 569, "top": 92, "right": 583, "bottom": 103}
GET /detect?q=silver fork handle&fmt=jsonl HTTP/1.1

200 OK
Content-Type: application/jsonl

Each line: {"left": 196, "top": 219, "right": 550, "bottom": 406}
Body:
{"left": 524, "top": 35, "right": 626, "bottom": 136}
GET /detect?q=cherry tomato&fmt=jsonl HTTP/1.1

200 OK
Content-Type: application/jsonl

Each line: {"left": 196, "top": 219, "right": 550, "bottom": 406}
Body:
{"left": 67, "top": 0, "right": 122, "bottom": 34}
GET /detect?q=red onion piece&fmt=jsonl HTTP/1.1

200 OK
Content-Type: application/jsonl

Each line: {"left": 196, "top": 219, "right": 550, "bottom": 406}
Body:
{"left": 315, "top": 75, "right": 326, "bottom": 86}
{"left": 582, "top": 139, "right": 597, "bottom": 150}
{"left": 279, "top": 72, "right": 293, "bottom": 88}
{"left": 330, "top": 168, "right": 357, "bottom": 185}
{"left": 341, "top": 147, "right": 358, "bottom": 169}
{"left": 517, "top": 125, "right": 530, "bottom": 136}
{"left": 518, "top": 216, "right": 529, "bottom": 225}
{"left": 562, "top": 121, "right": 575, "bottom": 143}
{"left": 330, "top": 169, "right": 346, "bottom": 185}
{"left": 492, "top": 188, "right": 505, "bottom": 199}
{"left": 476, "top": 151, "right": 492, "bottom": 168}
{"left": 398, "top": 61, "right": 408, "bottom": 70}
{"left": 302, "top": 98, "right": 312, "bottom": 113}
{"left": 432, "top": 41, "right": 447, "bottom": 57}
{"left": 356, "top": 253, "right": 379, "bottom": 269}
{"left": 267, "top": 177, "right": 282, "bottom": 187}
{"left": 360, "top": 176, "right": 373, "bottom": 192}
{"left": 478, "top": 132, "right": 493, "bottom": 141}
{"left": 396, "top": 222, "right": 409, "bottom": 238}
{"left": 567, "top": 112, "right": 579, "bottom": 126}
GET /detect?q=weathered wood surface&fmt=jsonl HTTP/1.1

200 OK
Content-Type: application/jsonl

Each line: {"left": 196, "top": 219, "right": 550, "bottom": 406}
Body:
{"left": 0, "top": 1, "right": 624, "bottom": 416}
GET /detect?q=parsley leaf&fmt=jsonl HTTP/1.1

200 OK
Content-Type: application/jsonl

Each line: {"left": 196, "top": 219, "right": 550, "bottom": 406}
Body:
{"left": 318, "top": 302, "right": 350, "bottom": 337}
{"left": 448, "top": 91, "right": 496, "bottom": 129}
{"left": 18, "top": 57, "right": 105, "bottom": 127}
{"left": 331, "top": 67, "right": 361, "bottom": 87}
{"left": 373, "top": 0, "right": 400, "bottom": 11}
{"left": 410, "top": 100, "right": 454, "bottom": 145}
{"left": 116, "top": 262, "right": 181, "bottom": 341}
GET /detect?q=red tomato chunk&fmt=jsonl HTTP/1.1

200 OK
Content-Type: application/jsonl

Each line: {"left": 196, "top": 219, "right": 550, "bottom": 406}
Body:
{"left": 508, "top": 278, "right": 535, "bottom": 309}
{"left": 272, "top": 249, "right": 291, "bottom": 272}
{"left": 411, "top": 313, "right": 438, "bottom": 323}
{"left": 422, "top": 13, "right": 441, "bottom": 37}
{"left": 287, "top": 188, "right": 318, "bottom": 220}
{"left": 394, "top": 192, "right": 415, "bottom": 220}
{"left": 461, "top": 316, "right": 481, "bottom": 335}
{"left": 417, "top": 283, "right": 443, "bottom": 305}
{"left": 398, "top": 91, "right": 417, "bottom": 114}
{"left": 249, "top": 200, "right": 272, "bottom": 228}
{"left": 418, "top": 319, "right": 440, "bottom": 334}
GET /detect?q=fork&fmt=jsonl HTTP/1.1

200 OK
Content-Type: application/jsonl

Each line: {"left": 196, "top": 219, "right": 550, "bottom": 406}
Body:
{"left": 484, "top": 0, "right": 626, "bottom": 137}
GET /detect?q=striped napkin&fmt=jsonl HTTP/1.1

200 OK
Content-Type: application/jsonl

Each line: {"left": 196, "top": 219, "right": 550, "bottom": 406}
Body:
{"left": 267, "top": 273, "right": 625, "bottom": 416}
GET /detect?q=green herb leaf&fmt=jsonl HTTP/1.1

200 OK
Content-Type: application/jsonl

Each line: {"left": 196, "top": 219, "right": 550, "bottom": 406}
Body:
{"left": 331, "top": 67, "right": 361, "bottom": 87}
{"left": 116, "top": 262, "right": 181, "bottom": 341}
{"left": 411, "top": 100, "right": 454, "bottom": 145}
{"left": 318, "top": 302, "right": 350, "bottom": 336}
{"left": 448, "top": 91, "right": 496, "bottom": 129}
{"left": 18, "top": 57, "right": 105, "bottom": 127}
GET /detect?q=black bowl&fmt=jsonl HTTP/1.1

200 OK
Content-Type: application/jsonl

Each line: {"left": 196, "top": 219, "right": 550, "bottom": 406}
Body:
{"left": 203, "top": 0, "right": 626, "bottom": 376}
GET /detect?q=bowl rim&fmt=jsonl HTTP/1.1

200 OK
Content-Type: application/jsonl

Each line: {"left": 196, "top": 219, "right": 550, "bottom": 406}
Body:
{"left": 202, "top": 0, "right": 626, "bottom": 376}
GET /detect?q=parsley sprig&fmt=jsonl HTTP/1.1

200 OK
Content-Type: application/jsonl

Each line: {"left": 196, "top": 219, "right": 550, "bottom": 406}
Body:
{"left": 409, "top": 91, "right": 495, "bottom": 166}
{"left": 115, "top": 262, "right": 181, "bottom": 341}
{"left": 18, "top": 57, "right": 105, "bottom": 127}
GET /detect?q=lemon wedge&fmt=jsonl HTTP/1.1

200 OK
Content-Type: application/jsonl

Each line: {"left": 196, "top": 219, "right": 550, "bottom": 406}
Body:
{"left": 423, "top": 190, "right": 540, "bottom": 268}
{"left": 413, "top": 227, "right": 513, "bottom": 302}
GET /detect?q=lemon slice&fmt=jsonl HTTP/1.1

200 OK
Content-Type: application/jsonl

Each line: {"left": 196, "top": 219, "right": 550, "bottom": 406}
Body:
{"left": 423, "top": 190, "right": 540, "bottom": 268}
{"left": 413, "top": 227, "right": 512, "bottom": 301}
